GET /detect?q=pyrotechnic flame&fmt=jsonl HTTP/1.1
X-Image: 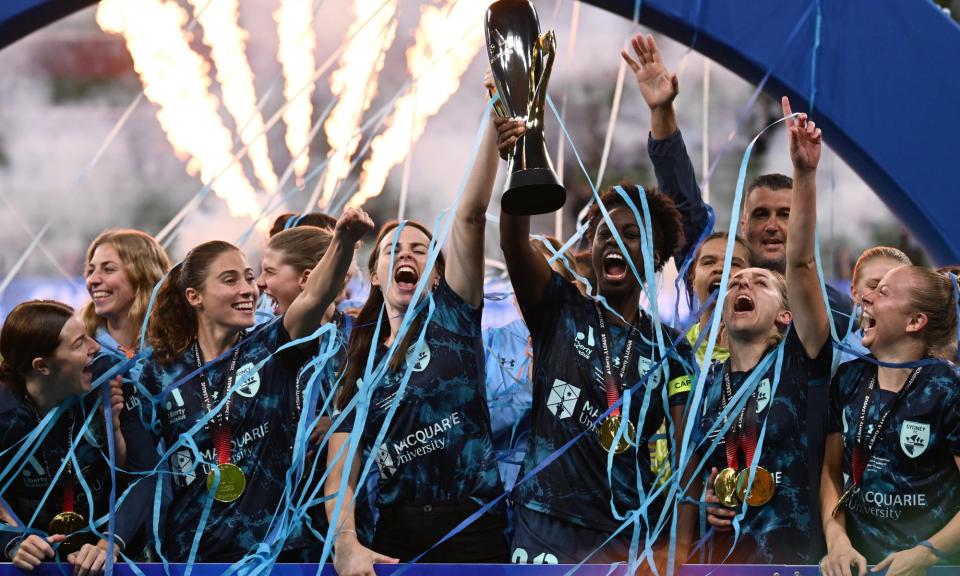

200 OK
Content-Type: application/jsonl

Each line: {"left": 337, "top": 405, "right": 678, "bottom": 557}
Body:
{"left": 97, "top": 0, "right": 261, "bottom": 219}
{"left": 275, "top": 0, "right": 317, "bottom": 183}
{"left": 318, "top": 0, "right": 398, "bottom": 209}
{"left": 348, "top": 0, "right": 486, "bottom": 209}
{"left": 186, "top": 0, "right": 279, "bottom": 194}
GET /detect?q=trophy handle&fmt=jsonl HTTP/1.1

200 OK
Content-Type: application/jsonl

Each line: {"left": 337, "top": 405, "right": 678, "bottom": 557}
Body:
{"left": 528, "top": 30, "right": 557, "bottom": 130}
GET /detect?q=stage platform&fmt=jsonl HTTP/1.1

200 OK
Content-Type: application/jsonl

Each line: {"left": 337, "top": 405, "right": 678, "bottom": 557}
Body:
{"left": 5, "top": 564, "right": 960, "bottom": 575}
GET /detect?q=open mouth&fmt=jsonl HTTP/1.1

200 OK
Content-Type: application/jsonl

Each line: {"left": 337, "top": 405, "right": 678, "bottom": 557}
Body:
{"left": 394, "top": 264, "right": 419, "bottom": 291}
{"left": 861, "top": 310, "right": 877, "bottom": 332}
{"left": 232, "top": 301, "right": 254, "bottom": 314}
{"left": 91, "top": 290, "right": 111, "bottom": 303}
{"left": 733, "top": 293, "right": 755, "bottom": 313}
{"left": 761, "top": 239, "right": 784, "bottom": 251}
{"left": 708, "top": 279, "right": 721, "bottom": 295}
{"left": 603, "top": 252, "right": 628, "bottom": 281}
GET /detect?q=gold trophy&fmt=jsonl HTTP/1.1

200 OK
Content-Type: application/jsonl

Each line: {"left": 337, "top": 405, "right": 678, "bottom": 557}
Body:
{"left": 485, "top": 0, "right": 566, "bottom": 215}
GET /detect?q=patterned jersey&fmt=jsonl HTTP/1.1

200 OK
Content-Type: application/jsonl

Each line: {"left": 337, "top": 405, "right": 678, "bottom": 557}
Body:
{"left": 0, "top": 390, "right": 151, "bottom": 554}
{"left": 695, "top": 327, "right": 832, "bottom": 564}
{"left": 512, "top": 273, "right": 693, "bottom": 533}
{"left": 337, "top": 278, "right": 503, "bottom": 509}
{"left": 138, "top": 318, "right": 308, "bottom": 562}
{"left": 829, "top": 358, "right": 960, "bottom": 563}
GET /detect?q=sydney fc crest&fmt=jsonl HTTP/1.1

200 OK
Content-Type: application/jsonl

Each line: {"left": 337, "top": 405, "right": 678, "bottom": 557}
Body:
{"left": 899, "top": 420, "right": 930, "bottom": 458}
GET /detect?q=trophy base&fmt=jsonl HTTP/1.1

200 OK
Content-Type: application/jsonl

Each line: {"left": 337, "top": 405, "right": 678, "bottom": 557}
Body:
{"left": 501, "top": 169, "right": 566, "bottom": 215}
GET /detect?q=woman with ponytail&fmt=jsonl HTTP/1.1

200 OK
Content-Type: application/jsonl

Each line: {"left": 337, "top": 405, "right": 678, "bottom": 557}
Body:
{"left": 325, "top": 85, "right": 505, "bottom": 575}
{"left": 139, "top": 208, "right": 372, "bottom": 563}
{"left": 821, "top": 266, "right": 960, "bottom": 575}
{"left": 0, "top": 300, "right": 152, "bottom": 574}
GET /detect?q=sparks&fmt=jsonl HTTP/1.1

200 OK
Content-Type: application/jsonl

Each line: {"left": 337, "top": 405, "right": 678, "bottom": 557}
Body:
{"left": 97, "top": 0, "right": 261, "bottom": 219}
{"left": 275, "top": 0, "right": 318, "bottom": 183}
{"left": 349, "top": 0, "right": 486, "bottom": 209}
{"left": 186, "top": 0, "right": 279, "bottom": 194}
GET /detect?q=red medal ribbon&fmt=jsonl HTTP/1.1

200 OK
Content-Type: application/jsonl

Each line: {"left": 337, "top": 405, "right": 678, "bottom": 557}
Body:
{"left": 62, "top": 483, "right": 74, "bottom": 513}
{"left": 215, "top": 425, "right": 232, "bottom": 466}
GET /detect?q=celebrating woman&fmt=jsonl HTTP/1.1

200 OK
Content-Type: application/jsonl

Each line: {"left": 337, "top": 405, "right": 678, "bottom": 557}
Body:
{"left": 0, "top": 301, "right": 153, "bottom": 574}
{"left": 325, "top": 95, "right": 504, "bottom": 575}
{"left": 820, "top": 266, "right": 960, "bottom": 575}
{"left": 140, "top": 208, "right": 372, "bottom": 562}
{"left": 697, "top": 98, "right": 832, "bottom": 564}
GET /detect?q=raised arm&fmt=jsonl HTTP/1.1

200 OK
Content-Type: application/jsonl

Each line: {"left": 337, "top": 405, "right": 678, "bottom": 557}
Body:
{"left": 325, "top": 432, "right": 397, "bottom": 576}
{"left": 284, "top": 208, "right": 373, "bottom": 340}
{"left": 445, "top": 75, "right": 501, "bottom": 308}
{"left": 783, "top": 96, "right": 829, "bottom": 358}
{"left": 494, "top": 114, "right": 553, "bottom": 332}
{"left": 623, "top": 33, "right": 710, "bottom": 266}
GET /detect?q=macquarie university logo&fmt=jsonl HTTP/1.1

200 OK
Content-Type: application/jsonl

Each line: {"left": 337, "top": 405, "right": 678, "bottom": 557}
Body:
{"left": 547, "top": 379, "right": 580, "bottom": 420}
{"left": 899, "top": 420, "right": 930, "bottom": 458}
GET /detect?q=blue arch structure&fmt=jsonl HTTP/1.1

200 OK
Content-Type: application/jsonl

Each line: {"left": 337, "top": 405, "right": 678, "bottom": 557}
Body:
{"left": 1, "top": 0, "right": 959, "bottom": 263}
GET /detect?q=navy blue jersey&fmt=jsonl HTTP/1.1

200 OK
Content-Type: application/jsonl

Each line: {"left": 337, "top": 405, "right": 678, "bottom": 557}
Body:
{"left": 138, "top": 318, "right": 307, "bottom": 562}
{"left": 0, "top": 389, "right": 151, "bottom": 554}
{"left": 829, "top": 359, "right": 960, "bottom": 563}
{"left": 696, "top": 327, "right": 832, "bottom": 564}
{"left": 338, "top": 278, "right": 502, "bottom": 509}
{"left": 512, "top": 273, "right": 693, "bottom": 533}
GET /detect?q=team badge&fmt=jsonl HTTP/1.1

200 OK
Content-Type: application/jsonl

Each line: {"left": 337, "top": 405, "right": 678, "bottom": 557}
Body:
{"left": 755, "top": 378, "right": 771, "bottom": 413}
{"left": 899, "top": 420, "right": 930, "bottom": 458}
{"left": 638, "top": 357, "right": 661, "bottom": 386}
{"left": 406, "top": 342, "right": 431, "bottom": 372}
{"left": 234, "top": 362, "right": 261, "bottom": 398}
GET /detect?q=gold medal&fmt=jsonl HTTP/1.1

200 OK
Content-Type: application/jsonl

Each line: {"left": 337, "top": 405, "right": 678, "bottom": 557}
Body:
{"left": 206, "top": 463, "right": 246, "bottom": 503}
{"left": 598, "top": 415, "right": 636, "bottom": 454}
{"left": 735, "top": 466, "right": 775, "bottom": 506}
{"left": 713, "top": 467, "right": 740, "bottom": 508}
{"left": 49, "top": 511, "right": 86, "bottom": 557}
{"left": 832, "top": 484, "right": 857, "bottom": 518}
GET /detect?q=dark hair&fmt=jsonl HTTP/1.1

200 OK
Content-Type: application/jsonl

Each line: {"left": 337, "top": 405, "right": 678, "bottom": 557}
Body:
{"left": 0, "top": 300, "right": 75, "bottom": 398}
{"left": 267, "top": 227, "right": 333, "bottom": 274}
{"left": 686, "top": 231, "right": 753, "bottom": 302}
{"left": 584, "top": 181, "right": 684, "bottom": 272}
{"left": 82, "top": 229, "right": 172, "bottom": 339}
{"left": 335, "top": 220, "right": 445, "bottom": 410}
{"left": 147, "top": 241, "right": 240, "bottom": 365}
{"left": 747, "top": 173, "right": 793, "bottom": 194}
{"left": 268, "top": 212, "right": 337, "bottom": 237}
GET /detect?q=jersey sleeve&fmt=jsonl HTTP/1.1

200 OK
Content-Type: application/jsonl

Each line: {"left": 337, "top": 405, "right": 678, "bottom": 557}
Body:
{"left": 666, "top": 334, "right": 695, "bottom": 407}
{"left": 648, "top": 130, "right": 709, "bottom": 266}
{"left": 945, "top": 385, "right": 960, "bottom": 457}
{"left": 432, "top": 277, "right": 482, "bottom": 338}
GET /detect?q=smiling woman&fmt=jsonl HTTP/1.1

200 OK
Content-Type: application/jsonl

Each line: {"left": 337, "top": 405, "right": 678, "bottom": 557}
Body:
{"left": 0, "top": 300, "right": 156, "bottom": 573}
{"left": 138, "top": 210, "right": 372, "bottom": 562}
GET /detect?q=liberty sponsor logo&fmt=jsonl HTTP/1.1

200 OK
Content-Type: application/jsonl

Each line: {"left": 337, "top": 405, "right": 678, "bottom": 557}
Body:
{"left": 234, "top": 362, "right": 261, "bottom": 398}
{"left": 574, "top": 326, "right": 595, "bottom": 360}
{"left": 406, "top": 342, "right": 431, "bottom": 372}
{"left": 375, "top": 412, "right": 462, "bottom": 478}
{"left": 755, "top": 378, "right": 771, "bottom": 413}
{"left": 165, "top": 388, "right": 187, "bottom": 424}
{"left": 20, "top": 455, "right": 49, "bottom": 488}
{"left": 546, "top": 379, "right": 580, "bottom": 420}
{"left": 899, "top": 420, "right": 930, "bottom": 458}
